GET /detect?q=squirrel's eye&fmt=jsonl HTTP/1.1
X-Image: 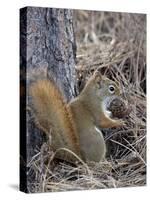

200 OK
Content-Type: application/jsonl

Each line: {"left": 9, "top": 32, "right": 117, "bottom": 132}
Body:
{"left": 109, "top": 85, "right": 115, "bottom": 94}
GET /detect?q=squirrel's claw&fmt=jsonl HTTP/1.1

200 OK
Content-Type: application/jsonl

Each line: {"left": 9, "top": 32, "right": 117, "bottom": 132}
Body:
{"left": 114, "top": 119, "right": 125, "bottom": 127}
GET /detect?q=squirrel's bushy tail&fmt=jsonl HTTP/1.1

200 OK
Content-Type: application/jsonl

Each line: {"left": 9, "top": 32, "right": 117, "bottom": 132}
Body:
{"left": 30, "top": 79, "right": 80, "bottom": 158}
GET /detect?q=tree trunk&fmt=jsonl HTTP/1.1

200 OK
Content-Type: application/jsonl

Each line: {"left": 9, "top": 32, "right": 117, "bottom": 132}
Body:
{"left": 20, "top": 7, "right": 77, "bottom": 192}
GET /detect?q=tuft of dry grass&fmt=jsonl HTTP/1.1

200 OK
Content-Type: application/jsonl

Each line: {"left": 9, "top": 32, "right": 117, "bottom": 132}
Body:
{"left": 27, "top": 11, "right": 146, "bottom": 193}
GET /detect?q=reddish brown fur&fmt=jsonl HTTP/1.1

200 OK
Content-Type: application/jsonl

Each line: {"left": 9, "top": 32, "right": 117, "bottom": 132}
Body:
{"left": 30, "top": 80, "right": 80, "bottom": 157}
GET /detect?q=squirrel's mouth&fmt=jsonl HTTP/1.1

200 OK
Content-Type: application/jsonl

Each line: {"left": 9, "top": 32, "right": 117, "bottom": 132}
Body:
{"left": 102, "top": 96, "right": 116, "bottom": 119}
{"left": 104, "top": 109, "right": 112, "bottom": 118}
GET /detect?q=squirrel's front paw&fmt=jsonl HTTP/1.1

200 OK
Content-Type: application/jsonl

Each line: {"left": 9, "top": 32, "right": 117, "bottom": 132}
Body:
{"left": 114, "top": 119, "right": 125, "bottom": 127}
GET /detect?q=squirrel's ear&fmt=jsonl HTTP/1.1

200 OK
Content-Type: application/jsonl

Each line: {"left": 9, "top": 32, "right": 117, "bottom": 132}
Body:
{"left": 93, "top": 70, "right": 103, "bottom": 81}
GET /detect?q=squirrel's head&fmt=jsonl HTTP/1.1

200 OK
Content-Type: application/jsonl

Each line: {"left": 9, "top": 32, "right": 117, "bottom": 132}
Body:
{"left": 82, "top": 70, "right": 121, "bottom": 100}
{"left": 81, "top": 70, "right": 125, "bottom": 128}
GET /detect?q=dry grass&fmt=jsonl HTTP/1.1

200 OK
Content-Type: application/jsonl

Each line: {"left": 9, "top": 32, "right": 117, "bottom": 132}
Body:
{"left": 27, "top": 11, "right": 146, "bottom": 193}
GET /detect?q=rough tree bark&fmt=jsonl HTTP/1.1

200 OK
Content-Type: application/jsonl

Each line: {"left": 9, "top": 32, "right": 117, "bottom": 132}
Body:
{"left": 20, "top": 7, "right": 77, "bottom": 192}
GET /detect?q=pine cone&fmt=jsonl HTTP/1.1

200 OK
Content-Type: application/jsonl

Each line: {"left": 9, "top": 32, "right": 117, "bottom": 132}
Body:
{"left": 108, "top": 97, "right": 131, "bottom": 119}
